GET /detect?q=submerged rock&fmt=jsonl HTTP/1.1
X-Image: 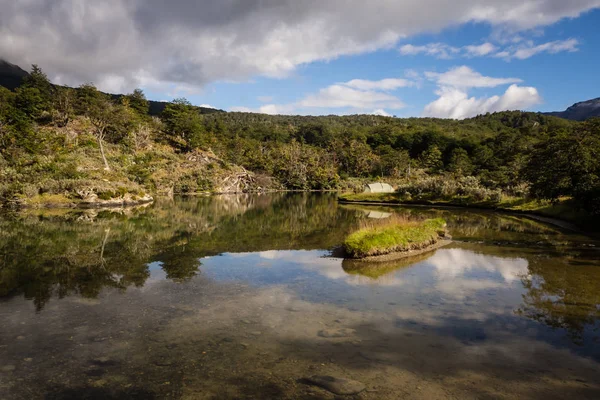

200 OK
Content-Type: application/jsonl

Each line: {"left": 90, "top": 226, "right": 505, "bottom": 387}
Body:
{"left": 303, "top": 375, "right": 366, "bottom": 395}
{"left": 317, "top": 328, "right": 355, "bottom": 338}
{"left": 1, "top": 365, "right": 16, "bottom": 372}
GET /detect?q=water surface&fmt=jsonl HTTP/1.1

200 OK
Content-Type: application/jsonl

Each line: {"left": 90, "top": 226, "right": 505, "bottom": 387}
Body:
{"left": 1, "top": 194, "right": 599, "bottom": 399}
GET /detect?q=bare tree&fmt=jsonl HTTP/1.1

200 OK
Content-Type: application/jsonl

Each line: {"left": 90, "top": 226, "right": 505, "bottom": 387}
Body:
{"left": 77, "top": 84, "right": 117, "bottom": 171}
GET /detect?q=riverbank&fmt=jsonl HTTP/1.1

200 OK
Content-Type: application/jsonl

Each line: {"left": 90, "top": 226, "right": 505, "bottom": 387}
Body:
{"left": 338, "top": 192, "right": 598, "bottom": 232}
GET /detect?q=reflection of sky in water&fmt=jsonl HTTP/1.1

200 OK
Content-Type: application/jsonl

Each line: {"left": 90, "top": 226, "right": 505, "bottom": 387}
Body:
{"left": 199, "top": 247, "right": 529, "bottom": 313}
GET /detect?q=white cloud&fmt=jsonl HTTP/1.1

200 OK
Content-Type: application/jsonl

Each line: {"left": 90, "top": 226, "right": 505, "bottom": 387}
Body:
{"left": 510, "top": 38, "right": 579, "bottom": 59}
{"left": 199, "top": 104, "right": 215, "bottom": 109}
{"left": 464, "top": 42, "right": 498, "bottom": 56}
{"left": 400, "top": 43, "right": 460, "bottom": 59}
{"left": 233, "top": 77, "right": 410, "bottom": 115}
{"left": 423, "top": 84, "right": 542, "bottom": 119}
{"left": 372, "top": 109, "right": 392, "bottom": 117}
{"left": 425, "top": 66, "right": 522, "bottom": 89}
{"left": 401, "top": 38, "right": 579, "bottom": 61}
{"left": 298, "top": 84, "right": 406, "bottom": 110}
{"left": 345, "top": 78, "right": 414, "bottom": 91}
{"left": 422, "top": 65, "right": 541, "bottom": 119}
{"left": 1, "top": 1, "right": 598, "bottom": 93}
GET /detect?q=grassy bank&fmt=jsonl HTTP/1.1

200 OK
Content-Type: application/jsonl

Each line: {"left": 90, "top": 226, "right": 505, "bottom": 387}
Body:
{"left": 338, "top": 192, "right": 596, "bottom": 230}
{"left": 343, "top": 216, "right": 447, "bottom": 259}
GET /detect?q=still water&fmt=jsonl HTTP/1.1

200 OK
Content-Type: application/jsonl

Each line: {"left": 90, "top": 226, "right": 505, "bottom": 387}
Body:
{"left": 1, "top": 194, "right": 599, "bottom": 399}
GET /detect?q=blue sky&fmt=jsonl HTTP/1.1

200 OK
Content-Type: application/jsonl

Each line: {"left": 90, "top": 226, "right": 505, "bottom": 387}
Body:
{"left": 172, "top": 8, "right": 600, "bottom": 118}
{"left": 3, "top": 1, "right": 599, "bottom": 119}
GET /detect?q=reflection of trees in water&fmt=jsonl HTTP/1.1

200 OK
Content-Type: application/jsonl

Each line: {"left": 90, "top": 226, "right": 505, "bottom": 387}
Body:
{"left": 0, "top": 194, "right": 358, "bottom": 309}
{"left": 517, "top": 251, "right": 600, "bottom": 344}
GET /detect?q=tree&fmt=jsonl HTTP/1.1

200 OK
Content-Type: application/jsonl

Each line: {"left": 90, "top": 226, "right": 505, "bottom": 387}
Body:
{"left": 376, "top": 145, "right": 411, "bottom": 178}
{"left": 52, "top": 87, "right": 75, "bottom": 127}
{"left": 161, "top": 98, "right": 205, "bottom": 151}
{"left": 524, "top": 120, "right": 600, "bottom": 214}
{"left": 420, "top": 145, "right": 443, "bottom": 173}
{"left": 448, "top": 148, "right": 474, "bottom": 176}
{"left": 15, "top": 65, "right": 53, "bottom": 119}
{"left": 125, "top": 88, "right": 149, "bottom": 116}
{"left": 76, "top": 83, "right": 117, "bottom": 171}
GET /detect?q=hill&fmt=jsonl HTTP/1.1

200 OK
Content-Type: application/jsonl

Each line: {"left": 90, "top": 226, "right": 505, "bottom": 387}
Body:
{"left": 545, "top": 98, "right": 600, "bottom": 121}
{"left": 0, "top": 59, "right": 223, "bottom": 116}
{"left": 0, "top": 59, "right": 29, "bottom": 90}
{"left": 0, "top": 61, "right": 598, "bottom": 226}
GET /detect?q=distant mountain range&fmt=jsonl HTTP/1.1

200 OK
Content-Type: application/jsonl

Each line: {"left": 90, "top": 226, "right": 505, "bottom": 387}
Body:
{"left": 2, "top": 59, "right": 598, "bottom": 121}
{"left": 0, "top": 59, "right": 223, "bottom": 116}
{"left": 0, "top": 59, "right": 28, "bottom": 90}
{"left": 544, "top": 98, "right": 600, "bottom": 121}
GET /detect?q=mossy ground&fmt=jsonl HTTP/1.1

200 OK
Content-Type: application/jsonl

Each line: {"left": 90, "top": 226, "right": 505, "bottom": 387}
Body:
{"left": 343, "top": 217, "right": 447, "bottom": 259}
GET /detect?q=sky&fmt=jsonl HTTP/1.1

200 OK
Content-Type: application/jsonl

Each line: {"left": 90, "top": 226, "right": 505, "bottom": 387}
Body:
{"left": 1, "top": 1, "right": 599, "bottom": 119}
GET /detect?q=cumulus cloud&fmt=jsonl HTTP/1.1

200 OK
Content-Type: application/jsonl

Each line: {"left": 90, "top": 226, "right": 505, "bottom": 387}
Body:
{"left": 0, "top": 0, "right": 598, "bottom": 92}
{"left": 231, "top": 77, "right": 409, "bottom": 115}
{"left": 425, "top": 66, "right": 522, "bottom": 89}
{"left": 299, "top": 84, "right": 405, "bottom": 110}
{"left": 423, "top": 66, "right": 541, "bottom": 119}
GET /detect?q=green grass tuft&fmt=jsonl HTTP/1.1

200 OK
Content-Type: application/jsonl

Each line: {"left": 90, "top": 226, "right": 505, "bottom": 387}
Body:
{"left": 344, "top": 217, "right": 446, "bottom": 258}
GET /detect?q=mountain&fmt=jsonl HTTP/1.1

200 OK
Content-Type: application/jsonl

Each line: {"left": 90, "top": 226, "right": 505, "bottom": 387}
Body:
{"left": 545, "top": 98, "right": 600, "bottom": 121}
{"left": 0, "top": 59, "right": 223, "bottom": 116}
{"left": 0, "top": 59, "right": 29, "bottom": 90}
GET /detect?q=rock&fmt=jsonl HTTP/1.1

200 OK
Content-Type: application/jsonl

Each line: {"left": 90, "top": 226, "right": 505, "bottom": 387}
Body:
{"left": 317, "top": 328, "right": 355, "bottom": 338}
{"left": 153, "top": 358, "right": 173, "bottom": 367}
{"left": 92, "top": 357, "right": 116, "bottom": 366}
{"left": 1, "top": 365, "right": 16, "bottom": 372}
{"left": 303, "top": 375, "right": 365, "bottom": 395}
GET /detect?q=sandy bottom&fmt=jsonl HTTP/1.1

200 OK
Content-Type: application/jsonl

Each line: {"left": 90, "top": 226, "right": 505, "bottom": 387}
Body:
{"left": 1, "top": 273, "right": 599, "bottom": 400}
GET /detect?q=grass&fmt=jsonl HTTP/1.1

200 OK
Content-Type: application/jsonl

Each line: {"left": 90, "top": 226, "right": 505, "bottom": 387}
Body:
{"left": 343, "top": 215, "right": 447, "bottom": 258}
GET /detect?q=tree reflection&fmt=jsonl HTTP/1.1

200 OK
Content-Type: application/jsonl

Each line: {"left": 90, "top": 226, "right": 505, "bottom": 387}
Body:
{"left": 0, "top": 194, "right": 359, "bottom": 310}
{"left": 517, "top": 249, "right": 600, "bottom": 344}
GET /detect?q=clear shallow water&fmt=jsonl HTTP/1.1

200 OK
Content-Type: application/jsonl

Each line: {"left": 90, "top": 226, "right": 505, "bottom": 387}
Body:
{"left": 1, "top": 194, "right": 600, "bottom": 399}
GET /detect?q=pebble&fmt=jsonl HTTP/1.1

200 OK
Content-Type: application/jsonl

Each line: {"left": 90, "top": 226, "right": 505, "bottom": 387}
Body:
{"left": 303, "top": 375, "right": 366, "bottom": 395}
{"left": 1, "top": 365, "right": 16, "bottom": 372}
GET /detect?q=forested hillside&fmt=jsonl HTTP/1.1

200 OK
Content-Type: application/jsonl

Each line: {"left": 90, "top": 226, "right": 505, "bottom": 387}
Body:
{"left": 1, "top": 65, "right": 599, "bottom": 218}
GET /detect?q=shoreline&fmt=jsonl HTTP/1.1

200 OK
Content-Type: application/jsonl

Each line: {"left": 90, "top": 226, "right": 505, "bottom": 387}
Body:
{"left": 338, "top": 198, "right": 585, "bottom": 233}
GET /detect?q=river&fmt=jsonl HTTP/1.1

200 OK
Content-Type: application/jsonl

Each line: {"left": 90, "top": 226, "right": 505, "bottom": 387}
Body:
{"left": 1, "top": 193, "right": 599, "bottom": 399}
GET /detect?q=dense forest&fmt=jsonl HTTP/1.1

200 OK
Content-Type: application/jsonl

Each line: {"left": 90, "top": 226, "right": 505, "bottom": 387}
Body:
{"left": 0, "top": 65, "right": 599, "bottom": 216}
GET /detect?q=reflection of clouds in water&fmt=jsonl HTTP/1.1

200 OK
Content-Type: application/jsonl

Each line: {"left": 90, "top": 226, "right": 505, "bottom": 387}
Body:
{"left": 256, "top": 250, "right": 410, "bottom": 286}
{"left": 425, "top": 249, "right": 528, "bottom": 300}
{"left": 205, "top": 248, "right": 528, "bottom": 297}
{"left": 428, "top": 249, "right": 528, "bottom": 283}
{"left": 146, "top": 261, "right": 167, "bottom": 283}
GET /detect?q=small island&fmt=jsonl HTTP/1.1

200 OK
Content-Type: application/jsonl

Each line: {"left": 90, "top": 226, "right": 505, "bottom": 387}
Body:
{"left": 343, "top": 217, "right": 450, "bottom": 261}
